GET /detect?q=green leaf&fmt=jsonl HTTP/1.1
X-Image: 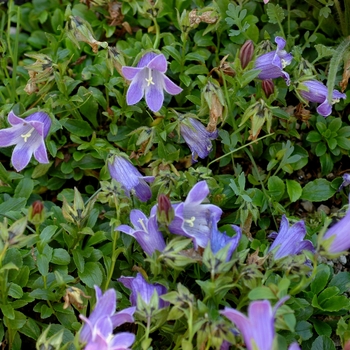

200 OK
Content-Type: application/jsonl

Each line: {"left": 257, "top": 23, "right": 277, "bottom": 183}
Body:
{"left": 312, "top": 319, "right": 332, "bottom": 337}
{"left": 315, "top": 142, "right": 327, "bottom": 156}
{"left": 63, "top": 119, "right": 93, "bottom": 137}
{"left": 336, "top": 136, "right": 350, "bottom": 150}
{"left": 78, "top": 262, "right": 103, "bottom": 288}
{"left": 19, "top": 318, "right": 41, "bottom": 340}
{"left": 286, "top": 179, "right": 302, "bottom": 202}
{"left": 301, "top": 179, "right": 336, "bottom": 202}
{"left": 3, "top": 311, "right": 26, "bottom": 330}
{"left": 321, "top": 296, "right": 350, "bottom": 312}
{"left": 311, "top": 335, "right": 336, "bottom": 350}
{"left": 318, "top": 286, "right": 340, "bottom": 305}
{"left": 39, "top": 225, "right": 57, "bottom": 245}
{"left": 268, "top": 176, "right": 285, "bottom": 201}
{"left": 266, "top": 3, "right": 285, "bottom": 24}
{"left": 295, "top": 320, "right": 313, "bottom": 340}
{"left": 311, "top": 265, "right": 331, "bottom": 295}
{"left": 8, "top": 283, "right": 23, "bottom": 299}
{"left": 0, "top": 198, "right": 26, "bottom": 216}
{"left": 328, "top": 118, "right": 342, "bottom": 132}
{"left": 51, "top": 248, "right": 71, "bottom": 265}
{"left": 328, "top": 272, "right": 350, "bottom": 294}
{"left": 248, "top": 286, "right": 276, "bottom": 300}
{"left": 306, "top": 131, "right": 322, "bottom": 143}
{"left": 1, "top": 304, "right": 15, "bottom": 319}
{"left": 14, "top": 178, "right": 34, "bottom": 200}
{"left": 320, "top": 153, "right": 333, "bottom": 176}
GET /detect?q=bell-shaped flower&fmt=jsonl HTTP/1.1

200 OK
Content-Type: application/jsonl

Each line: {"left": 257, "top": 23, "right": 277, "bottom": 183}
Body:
{"left": 79, "top": 286, "right": 135, "bottom": 349}
{"left": 298, "top": 80, "right": 346, "bottom": 117}
{"left": 0, "top": 111, "right": 51, "bottom": 171}
{"left": 180, "top": 117, "right": 218, "bottom": 162}
{"left": 220, "top": 298, "right": 288, "bottom": 350}
{"left": 321, "top": 209, "right": 350, "bottom": 254}
{"left": 268, "top": 215, "right": 314, "bottom": 259}
{"left": 122, "top": 52, "right": 182, "bottom": 112}
{"left": 164, "top": 181, "right": 223, "bottom": 249}
{"left": 118, "top": 273, "right": 169, "bottom": 311}
{"left": 210, "top": 218, "right": 241, "bottom": 262}
{"left": 116, "top": 209, "right": 166, "bottom": 256}
{"left": 107, "top": 154, "right": 154, "bottom": 202}
{"left": 338, "top": 173, "right": 350, "bottom": 192}
{"left": 254, "top": 36, "right": 293, "bottom": 85}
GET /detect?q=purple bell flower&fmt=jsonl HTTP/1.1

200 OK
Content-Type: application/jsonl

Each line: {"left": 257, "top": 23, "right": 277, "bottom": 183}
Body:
{"left": 108, "top": 154, "right": 154, "bottom": 202}
{"left": 0, "top": 111, "right": 51, "bottom": 171}
{"left": 254, "top": 36, "right": 293, "bottom": 85}
{"left": 180, "top": 117, "right": 218, "bottom": 162}
{"left": 118, "top": 273, "right": 169, "bottom": 310}
{"left": 220, "top": 298, "right": 288, "bottom": 350}
{"left": 338, "top": 173, "right": 350, "bottom": 192}
{"left": 79, "top": 286, "right": 135, "bottom": 350}
{"left": 210, "top": 218, "right": 241, "bottom": 261}
{"left": 163, "top": 181, "right": 223, "bottom": 249}
{"left": 321, "top": 209, "right": 350, "bottom": 254}
{"left": 122, "top": 52, "right": 182, "bottom": 112}
{"left": 298, "top": 80, "right": 346, "bottom": 117}
{"left": 116, "top": 209, "right": 166, "bottom": 256}
{"left": 268, "top": 215, "right": 314, "bottom": 259}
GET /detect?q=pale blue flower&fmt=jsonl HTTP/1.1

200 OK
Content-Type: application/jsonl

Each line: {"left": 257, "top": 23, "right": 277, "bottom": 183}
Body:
{"left": 0, "top": 110, "right": 51, "bottom": 171}
{"left": 122, "top": 52, "right": 182, "bottom": 112}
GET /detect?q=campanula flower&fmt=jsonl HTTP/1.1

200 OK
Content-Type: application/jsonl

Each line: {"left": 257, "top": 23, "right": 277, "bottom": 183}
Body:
{"left": 254, "top": 37, "right": 293, "bottom": 85}
{"left": 118, "top": 273, "right": 169, "bottom": 310}
{"left": 116, "top": 209, "right": 166, "bottom": 256}
{"left": 268, "top": 215, "right": 314, "bottom": 259}
{"left": 338, "top": 173, "right": 350, "bottom": 191}
{"left": 220, "top": 298, "right": 288, "bottom": 350}
{"left": 321, "top": 209, "right": 350, "bottom": 254}
{"left": 107, "top": 154, "right": 154, "bottom": 202}
{"left": 79, "top": 286, "right": 135, "bottom": 349}
{"left": 161, "top": 181, "right": 223, "bottom": 249}
{"left": 210, "top": 218, "right": 241, "bottom": 262}
{"left": 0, "top": 111, "right": 51, "bottom": 171}
{"left": 180, "top": 117, "right": 218, "bottom": 162}
{"left": 298, "top": 80, "right": 346, "bottom": 117}
{"left": 122, "top": 52, "right": 182, "bottom": 112}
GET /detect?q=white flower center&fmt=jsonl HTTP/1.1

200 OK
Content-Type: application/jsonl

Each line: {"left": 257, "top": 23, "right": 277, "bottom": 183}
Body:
{"left": 184, "top": 216, "right": 196, "bottom": 227}
{"left": 145, "top": 69, "right": 154, "bottom": 87}
{"left": 281, "top": 58, "right": 288, "bottom": 68}
{"left": 332, "top": 98, "right": 340, "bottom": 105}
{"left": 138, "top": 218, "right": 148, "bottom": 232}
{"left": 21, "top": 127, "right": 35, "bottom": 142}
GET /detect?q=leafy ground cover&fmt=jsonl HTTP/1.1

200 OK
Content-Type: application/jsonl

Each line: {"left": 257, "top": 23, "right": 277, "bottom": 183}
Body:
{"left": 1, "top": 0, "right": 350, "bottom": 349}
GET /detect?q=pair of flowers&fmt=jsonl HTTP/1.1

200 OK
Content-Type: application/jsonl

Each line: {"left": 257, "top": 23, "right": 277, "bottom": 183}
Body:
{"left": 79, "top": 275, "right": 168, "bottom": 349}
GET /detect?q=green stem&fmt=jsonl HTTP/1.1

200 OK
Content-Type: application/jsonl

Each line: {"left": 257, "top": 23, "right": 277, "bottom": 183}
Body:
{"left": 334, "top": 0, "right": 346, "bottom": 36}
{"left": 301, "top": 17, "right": 324, "bottom": 52}
{"left": 207, "top": 133, "right": 274, "bottom": 167}
{"left": 152, "top": 17, "right": 160, "bottom": 50}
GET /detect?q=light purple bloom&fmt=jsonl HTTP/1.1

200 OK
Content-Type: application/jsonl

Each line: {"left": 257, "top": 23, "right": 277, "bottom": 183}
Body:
{"left": 210, "top": 218, "right": 241, "bottom": 261}
{"left": 118, "top": 273, "right": 169, "bottom": 310}
{"left": 160, "top": 181, "right": 223, "bottom": 249}
{"left": 322, "top": 209, "right": 350, "bottom": 254}
{"left": 0, "top": 110, "right": 51, "bottom": 171}
{"left": 268, "top": 215, "right": 314, "bottom": 259}
{"left": 122, "top": 52, "right": 182, "bottom": 112}
{"left": 79, "top": 286, "right": 135, "bottom": 349}
{"left": 108, "top": 154, "right": 154, "bottom": 202}
{"left": 116, "top": 209, "right": 166, "bottom": 256}
{"left": 180, "top": 117, "right": 218, "bottom": 162}
{"left": 220, "top": 298, "right": 288, "bottom": 350}
{"left": 254, "top": 36, "right": 293, "bottom": 85}
{"left": 288, "top": 343, "right": 301, "bottom": 350}
{"left": 298, "top": 80, "right": 346, "bottom": 117}
{"left": 338, "top": 173, "right": 350, "bottom": 191}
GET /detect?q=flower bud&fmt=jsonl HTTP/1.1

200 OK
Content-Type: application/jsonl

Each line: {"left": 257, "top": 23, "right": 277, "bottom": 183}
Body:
{"left": 28, "top": 200, "right": 45, "bottom": 226}
{"left": 157, "top": 194, "right": 174, "bottom": 226}
{"left": 262, "top": 79, "right": 275, "bottom": 98}
{"left": 239, "top": 40, "right": 254, "bottom": 69}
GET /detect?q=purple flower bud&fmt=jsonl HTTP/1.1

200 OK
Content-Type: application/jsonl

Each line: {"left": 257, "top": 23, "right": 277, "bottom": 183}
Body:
{"left": 157, "top": 194, "right": 175, "bottom": 226}
{"left": 122, "top": 52, "right": 182, "bottom": 112}
{"left": 262, "top": 79, "right": 274, "bottom": 98}
{"left": 240, "top": 40, "right": 254, "bottom": 69}
{"left": 108, "top": 154, "right": 154, "bottom": 202}
{"left": 298, "top": 80, "right": 346, "bottom": 117}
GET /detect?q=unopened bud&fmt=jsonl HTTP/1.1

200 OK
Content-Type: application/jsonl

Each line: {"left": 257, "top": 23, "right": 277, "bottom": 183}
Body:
{"left": 28, "top": 200, "right": 45, "bottom": 226}
{"left": 157, "top": 194, "right": 174, "bottom": 226}
{"left": 239, "top": 40, "right": 254, "bottom": 69}
{"left": 262, "top": 79, "right": 274, "bottom": 98}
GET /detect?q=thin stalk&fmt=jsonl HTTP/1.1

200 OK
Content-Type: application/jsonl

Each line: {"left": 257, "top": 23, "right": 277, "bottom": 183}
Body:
{"left": 152, "top": 17, "right": 160, "bottom": 50}
{"left": 334, "top": 0, "right": 346, "bottom": 37}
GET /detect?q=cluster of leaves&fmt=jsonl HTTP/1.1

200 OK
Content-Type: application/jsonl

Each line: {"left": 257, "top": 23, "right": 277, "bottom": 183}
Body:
{"left": 1, "top": 0, "right": 350, "bottom": 349}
